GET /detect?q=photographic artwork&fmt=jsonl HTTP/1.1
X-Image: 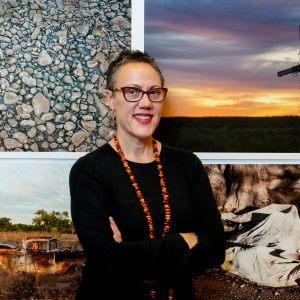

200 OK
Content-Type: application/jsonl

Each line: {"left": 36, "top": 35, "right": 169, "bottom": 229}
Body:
{"left": 0, "top": 156, "right": 300, "bottom": 298}
{"left": 0, "top": 0, "right": 132, "bottom": 152}
{"left": 145, "top": 0, "right": 300, "bottom": 153}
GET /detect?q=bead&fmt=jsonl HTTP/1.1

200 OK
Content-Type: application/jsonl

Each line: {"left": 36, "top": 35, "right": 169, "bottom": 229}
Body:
{"left": 114, "top": 135, "right": 173, "bottom": 299}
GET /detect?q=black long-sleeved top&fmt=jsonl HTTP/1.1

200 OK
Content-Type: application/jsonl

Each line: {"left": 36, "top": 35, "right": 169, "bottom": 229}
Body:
{"left": 69, "top": 143, "right": 225, "bottom": 300}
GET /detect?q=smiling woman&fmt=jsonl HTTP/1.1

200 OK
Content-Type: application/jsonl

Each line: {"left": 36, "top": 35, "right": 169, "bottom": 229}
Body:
{"left": 69, "top": 50, "right": 225, "bottom": 300}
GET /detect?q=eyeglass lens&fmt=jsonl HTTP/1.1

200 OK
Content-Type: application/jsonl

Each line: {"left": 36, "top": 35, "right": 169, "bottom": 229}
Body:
{"left": 123, "top": 87, "right": 166, "bottom": 102}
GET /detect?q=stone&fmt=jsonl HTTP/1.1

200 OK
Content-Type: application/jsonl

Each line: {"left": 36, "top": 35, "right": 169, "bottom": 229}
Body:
{"left": 31, "top": 27, "right": 41, "bottom": 40}
{"left": 71, "top": 130, "right": 89, "bottom": 147}
{"left": 75, "top": 144, "right": 88, "bottom": 152}
{"left": 30, "top": 142, "right": 39, "bottom": 151}
{"left": 81, "top": 120, "right": 96, "bottom": 132}
{"left": 73, "top": 63, "right": 84, "bottom": 76}
{"left": 77, "top": 24, "right": 90, "bottom": 36}
{"left": 87, "top": 60, "right": 98, "bottom": 68}
{"left": 27, "top": 127, "right": 37, "bottom": 138}
{"left": 40, "top": 112, "right": 55, "bottom": 121}
{"left": 98, "top": 125, "right": 115, "bottom": 140}
{"left": 0, "top": 68, "right": 8, "bottom": 77}
{"left": 4, "top": 138, "right": 22, "bottom": 150}
{"left": 22, "top": 76, "right": 37, "bottom": 87}
{"left": 0, "top": 130, "right": 8, "bottom": 139}
{"left": 95, "top": 97, "right": 109, "bottom": 117}
{"left": 13, "top": 132, "right": 28, "bottom": 144}
{"left": 22, "top": 104, "right": 33, "bottom": 113}
{"left": 111, "top": 16, "right": 130, "bottom": 29}
{"left": 55, "top": 29, "right": 68, "bottom": 46}
{"left": 37, "top": 50, "right": 53, "bottom": 66}
{"left": 20, "top": 119, "right": 35, "bottom": 128}
{"left": 64, "top": 121, "right": 76, "bottom": 131}
{"left": 32, "top": 92, "right": 50, "bottom": 118}
{"left": 4, "top": 92, "right": 21, "bottom": 104}
{"left": 46, "top": 122, "right": 55, "bottom": 135}
{"left": 63, "top": 75, "right": 73, "bottom": 84}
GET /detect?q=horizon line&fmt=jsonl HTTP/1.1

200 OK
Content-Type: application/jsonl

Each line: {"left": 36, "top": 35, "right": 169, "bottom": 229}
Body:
{"left": 160, "top": 115, "right": 299, "bottom": 118}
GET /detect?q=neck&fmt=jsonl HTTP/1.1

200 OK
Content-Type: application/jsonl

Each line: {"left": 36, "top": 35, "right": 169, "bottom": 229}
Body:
{"left": 110, "top": 134, "right": 160, "bottom": 163}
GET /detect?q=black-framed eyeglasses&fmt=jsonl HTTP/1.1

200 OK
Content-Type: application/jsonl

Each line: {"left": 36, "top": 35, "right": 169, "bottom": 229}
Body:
{"left": 112, "top": 86, "right": 168, "bottom": 102}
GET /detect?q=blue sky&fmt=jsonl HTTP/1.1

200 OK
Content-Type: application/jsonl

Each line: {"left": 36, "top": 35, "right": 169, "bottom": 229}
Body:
{"left": 0, "top": 160, "right": 74, "bottom": 224}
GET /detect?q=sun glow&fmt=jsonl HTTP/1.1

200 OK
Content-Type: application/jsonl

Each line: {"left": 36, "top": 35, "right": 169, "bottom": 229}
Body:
{"left": 163, "top": 85, "right": 299, "bottom": 117}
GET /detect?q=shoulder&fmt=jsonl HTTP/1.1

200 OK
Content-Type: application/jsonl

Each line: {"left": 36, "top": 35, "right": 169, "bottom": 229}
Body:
{"left": 161, "top": 144, "right": 210, "bottom": 185}
{"left": 161, "top": 143, "right": 202, "bottom": 165}
{"left": 161, "top": 143, "right": 205, "bottom": 177}
{"left": 70, "top": 143, "right": 115, "bottom": 175}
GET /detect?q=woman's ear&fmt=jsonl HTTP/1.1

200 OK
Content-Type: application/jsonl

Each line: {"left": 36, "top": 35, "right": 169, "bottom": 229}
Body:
{"left": 105, "top": 89, "right": 114, "bottom": 109}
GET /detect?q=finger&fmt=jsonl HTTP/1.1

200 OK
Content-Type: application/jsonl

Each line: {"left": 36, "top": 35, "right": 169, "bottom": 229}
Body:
{"left": 109, "top": 217, "right": 122, "bottom": 243}
{"left": 109, "top": 217, "right": 118, "bottom": 234}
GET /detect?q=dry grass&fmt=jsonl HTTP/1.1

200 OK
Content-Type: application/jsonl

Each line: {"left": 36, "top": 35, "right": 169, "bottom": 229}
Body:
{"left": 32, "top": 272, "right": 80, "bottom": 300}
{"left": 0, "top": 267, "right": 18, "bottom": 297}
{"left": 0, "top": 267, "right": 36, "bottom": 299}
{"left": 0, "top": 231, "right": 79, "bottom": 241}
{"left": 0, "top": 267, "right": 81, "bottom": 299}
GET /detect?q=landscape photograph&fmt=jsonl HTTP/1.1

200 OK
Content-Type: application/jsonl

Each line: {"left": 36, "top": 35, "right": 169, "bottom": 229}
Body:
{"left": 145, "top": 0, "right": 300, "bottom": 153}
{"left": 0, "top": 155, "right": 84, "bottom": 299}
{"left": 1, "top": 158, "right": 300, "bottom": 299}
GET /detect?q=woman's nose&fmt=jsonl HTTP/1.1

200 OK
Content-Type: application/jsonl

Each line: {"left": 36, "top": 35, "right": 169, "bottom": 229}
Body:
{"left": 138, "top": 92, "right": 152, "bottom": 107}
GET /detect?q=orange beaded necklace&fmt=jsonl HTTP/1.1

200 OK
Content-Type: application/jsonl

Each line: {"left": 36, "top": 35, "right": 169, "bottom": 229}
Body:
{"left": 114, "top": 135, "right": 173, "bottom": 299}
{"left": 114, "top": 135, "right": 171, "bottom": 238}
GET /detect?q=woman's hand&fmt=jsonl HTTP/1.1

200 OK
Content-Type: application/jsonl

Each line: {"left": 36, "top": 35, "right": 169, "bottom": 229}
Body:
{"left": 179, "top": 232, "right": 198, "bottom": 249}
{"left": 109, "top": 216, "right": 122, "bottom": 243}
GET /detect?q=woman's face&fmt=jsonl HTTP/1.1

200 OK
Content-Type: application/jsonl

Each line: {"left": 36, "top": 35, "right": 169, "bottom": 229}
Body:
{"left": 106, "top": 62, "right": 164, "bottom": 142}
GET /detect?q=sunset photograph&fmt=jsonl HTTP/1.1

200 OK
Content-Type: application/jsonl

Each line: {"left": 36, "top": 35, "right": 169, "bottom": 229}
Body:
{"left": 145, "top": 0, "right": 299, "bottom": 118}
{"left": 145, "top": 0, "right": 299, "bottom": 152}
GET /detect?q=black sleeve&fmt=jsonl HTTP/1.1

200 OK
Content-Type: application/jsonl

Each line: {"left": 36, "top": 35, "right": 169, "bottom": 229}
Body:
{"left": 188, "top": 154, "right": 225, "bottom": 273}
{"left": 69, "top": 155, "right": 192, "bottom": 282}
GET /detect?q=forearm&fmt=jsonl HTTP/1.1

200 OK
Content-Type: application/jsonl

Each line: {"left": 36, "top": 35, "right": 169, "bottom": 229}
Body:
{"left": 109, "top": 233, "right": 192, "bottom": 280}
{"left": 73, "top": 208, "right": 192, "bottom": 280}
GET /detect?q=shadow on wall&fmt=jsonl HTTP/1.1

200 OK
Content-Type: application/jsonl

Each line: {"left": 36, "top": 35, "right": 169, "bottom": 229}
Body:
{"left": 204, "top": 164, "right": 300, "bottom": 213}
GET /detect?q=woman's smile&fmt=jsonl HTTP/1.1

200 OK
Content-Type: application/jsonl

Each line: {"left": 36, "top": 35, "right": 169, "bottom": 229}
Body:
{"left": 133, "top": 113, "right": 153, "bottom": 124}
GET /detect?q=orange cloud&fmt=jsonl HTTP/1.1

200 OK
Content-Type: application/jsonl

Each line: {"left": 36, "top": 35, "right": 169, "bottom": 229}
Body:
{"left": 162, "top": 85, "right": 299, "bottom": 117}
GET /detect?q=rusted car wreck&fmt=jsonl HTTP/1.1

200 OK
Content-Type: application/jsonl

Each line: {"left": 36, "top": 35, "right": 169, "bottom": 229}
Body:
{"left": 0, "top": 236, "right": 85, "bottom": 275}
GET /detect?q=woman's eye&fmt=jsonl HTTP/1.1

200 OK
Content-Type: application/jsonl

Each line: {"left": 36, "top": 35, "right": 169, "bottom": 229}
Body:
{"left": 127, "top": 89, "right": 139, "bottom": 95}
{"left": 149, "top": 90, "right": 159, "bottom": 96}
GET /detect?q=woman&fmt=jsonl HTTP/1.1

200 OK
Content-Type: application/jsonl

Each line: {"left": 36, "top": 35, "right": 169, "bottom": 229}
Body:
{"left": 69, "top": 50, "right": 225, "bottom": 300}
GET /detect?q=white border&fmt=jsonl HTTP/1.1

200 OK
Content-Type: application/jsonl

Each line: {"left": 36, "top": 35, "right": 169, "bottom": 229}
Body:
{"left": 0, "top": 0, "right": 298, "bottom": 164}
{"left": 131, "top": 0, "right": 144, "bottom": 51}
{"left": 195, "top": 153, "right": 300, "bottom": 164}
{"left": 0, "top": 152, "right": 299, "bottom": 164}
